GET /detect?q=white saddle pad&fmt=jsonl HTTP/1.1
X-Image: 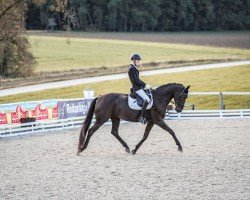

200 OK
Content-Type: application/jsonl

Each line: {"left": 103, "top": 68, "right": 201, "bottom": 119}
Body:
{"left": 128, "top": 96, "right": 153, "bottom": 110}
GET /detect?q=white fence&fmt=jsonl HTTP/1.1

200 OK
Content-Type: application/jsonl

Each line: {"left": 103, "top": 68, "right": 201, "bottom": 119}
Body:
{"left": 1, "top": 109, "right": 250, "bottom": 139}
{"left": 167, "top": 109, "right": 250, "bottom": 119}
{"left": 189, "top": 92, "right": 250, "bottom": 110}
{"left": 1, "top": 92, "right": 249, "bottom": 138}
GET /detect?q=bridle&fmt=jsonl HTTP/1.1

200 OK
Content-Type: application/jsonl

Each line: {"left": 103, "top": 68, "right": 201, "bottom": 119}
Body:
{"left": 153, "top": 88, "right": 188, "bottom": 108}
{"left": 175, "top": 89, "right": 188, "bottom": 108}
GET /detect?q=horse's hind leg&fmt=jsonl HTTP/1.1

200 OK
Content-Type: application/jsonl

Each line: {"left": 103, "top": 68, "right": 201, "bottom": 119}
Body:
{"left": 82, "top": 122, "right": 103, "bottom": 151}
{"left": 111, "top": 118, "right": 130, "bottom": 153}
{"left": 131, "top": 122, "right": 154, "bottom": 154}
{"left": 156, "top": 120, "right": 183, "bottom": 152}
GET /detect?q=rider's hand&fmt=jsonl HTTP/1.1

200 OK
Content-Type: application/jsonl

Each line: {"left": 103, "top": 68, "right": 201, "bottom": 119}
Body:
{"left": 145, "top": 84, "right": 151, "bottom": 89}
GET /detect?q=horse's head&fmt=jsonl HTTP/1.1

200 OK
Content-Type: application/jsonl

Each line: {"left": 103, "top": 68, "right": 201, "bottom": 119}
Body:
{"left": 174, "top": 85, "right": 190, "bottom": 113}
{"left": 154, "top": 83, "right": 190, "bottom": 113}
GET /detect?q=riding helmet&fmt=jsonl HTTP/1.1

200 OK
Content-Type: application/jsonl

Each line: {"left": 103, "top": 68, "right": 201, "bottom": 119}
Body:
{"left": 130, "top": 53, "right": 141, "bottom": 61}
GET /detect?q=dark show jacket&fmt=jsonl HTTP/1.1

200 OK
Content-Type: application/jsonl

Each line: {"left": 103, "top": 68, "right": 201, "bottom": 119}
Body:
{"left": 128, "top": 64, "right": 146, "bottom": 91}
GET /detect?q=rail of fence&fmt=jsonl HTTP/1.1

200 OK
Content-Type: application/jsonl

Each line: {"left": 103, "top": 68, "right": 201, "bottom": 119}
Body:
{"left": 1, "top": 109, "right": 250, "bottom": 138}
{"left": 188, "top": 92, "right": 250, "bottom": 110}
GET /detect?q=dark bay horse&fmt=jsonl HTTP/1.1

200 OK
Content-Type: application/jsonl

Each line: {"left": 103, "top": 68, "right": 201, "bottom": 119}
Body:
{"left": 77, "top": 83, "right": 190, "bottom": 155}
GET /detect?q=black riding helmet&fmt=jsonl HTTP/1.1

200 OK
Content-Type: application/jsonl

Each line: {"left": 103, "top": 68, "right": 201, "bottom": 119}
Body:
{"left": 130, "top": 53, "right": 141, "bottom": 61}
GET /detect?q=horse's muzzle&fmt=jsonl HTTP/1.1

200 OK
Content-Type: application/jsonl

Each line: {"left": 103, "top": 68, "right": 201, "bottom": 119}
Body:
{"left": 175, "top": 107, "right": 182, "bottom": 113}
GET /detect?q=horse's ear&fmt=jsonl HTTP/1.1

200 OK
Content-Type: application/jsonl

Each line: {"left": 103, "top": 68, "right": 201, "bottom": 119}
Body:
{"left": 185, "top": 85, "right": 190, "bottom": 93}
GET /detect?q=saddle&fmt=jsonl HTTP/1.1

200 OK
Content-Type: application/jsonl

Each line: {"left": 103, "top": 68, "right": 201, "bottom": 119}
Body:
{"left": 128, "top": 88, "right": 154, "bottom": 110}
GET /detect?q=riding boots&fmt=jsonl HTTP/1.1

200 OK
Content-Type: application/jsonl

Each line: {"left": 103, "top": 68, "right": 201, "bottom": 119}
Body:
{"left": 138, "top": 100, "right": 149, "bottom": 125}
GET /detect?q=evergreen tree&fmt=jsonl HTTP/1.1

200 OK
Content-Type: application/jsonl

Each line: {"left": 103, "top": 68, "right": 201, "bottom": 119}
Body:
{"left": 175, "top": 0, "right": 195, "bottom": 31}
{"left": 157, "top": 0, "right": 176, "bottom": 31}
{"left": 24, "top": 0, "right": 250, "bottom": 32}
{"left": 213, "top": 0, "right": 250, "bottom": 30}
{"left": 193, "top": 0, "right": 215, "bottom": 31}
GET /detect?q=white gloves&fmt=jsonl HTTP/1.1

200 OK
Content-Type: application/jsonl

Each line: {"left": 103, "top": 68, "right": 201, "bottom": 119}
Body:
{"left": 145, "top": 84, "right": 151, "bottom": 89}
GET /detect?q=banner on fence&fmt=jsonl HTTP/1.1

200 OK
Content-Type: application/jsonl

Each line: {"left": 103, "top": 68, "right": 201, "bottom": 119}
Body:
{"left": 57, "top": 99, "right": 89, "bottom": 119}
{"left": 0, "top": 100, "right": 58, "bottom": 124}
{"left": 0, "top": 98, "right": 93, "bottom": 125}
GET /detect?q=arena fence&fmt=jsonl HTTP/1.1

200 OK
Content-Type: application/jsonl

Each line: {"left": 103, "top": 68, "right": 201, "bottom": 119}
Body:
{"left": 1, "top": 109, "right": 249, "bottom": 138}
{"left": 189, "top": 92, "right": 250, "bottom": 110}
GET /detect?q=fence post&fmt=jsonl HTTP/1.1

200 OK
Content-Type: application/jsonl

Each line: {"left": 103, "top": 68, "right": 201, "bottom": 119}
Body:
{"left": 178, "top": 112, "right": 181, "bottom": 118}
{"left": 219, "top": 92, "right": 224, "bottom": 110}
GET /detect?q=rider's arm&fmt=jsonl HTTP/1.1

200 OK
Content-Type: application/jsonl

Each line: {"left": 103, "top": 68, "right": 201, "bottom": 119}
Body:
{"left": 128, "top": 67, "right": 146, "bottom": 88}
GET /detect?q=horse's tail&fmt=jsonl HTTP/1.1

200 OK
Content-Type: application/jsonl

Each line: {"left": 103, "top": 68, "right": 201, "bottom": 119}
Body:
{"left": 83, "top": 97, "right": 98, "bottom": 133}
{"left": 77, "top": 97, "right": 98, "bottom": 154}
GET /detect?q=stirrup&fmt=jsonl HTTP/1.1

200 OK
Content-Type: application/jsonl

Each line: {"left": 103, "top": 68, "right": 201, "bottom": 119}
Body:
{"left": 138, "top": 116, "right": 147, "bottom": 125}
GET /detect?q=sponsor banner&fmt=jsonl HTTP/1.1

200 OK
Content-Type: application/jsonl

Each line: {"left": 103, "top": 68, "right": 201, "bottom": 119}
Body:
{"left": 0, "top": 100, "right": 58, "bottom": 124}
{"left": 0, "top": 112, "right": 7, "bottom": 124}
{"left": 58, "top": 99, "right": 89, "bottom": 119}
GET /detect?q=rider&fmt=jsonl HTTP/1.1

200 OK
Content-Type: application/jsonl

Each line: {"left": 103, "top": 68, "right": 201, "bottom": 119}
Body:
{"left": 128, "top": 53, "right": 151, "bottom": 125}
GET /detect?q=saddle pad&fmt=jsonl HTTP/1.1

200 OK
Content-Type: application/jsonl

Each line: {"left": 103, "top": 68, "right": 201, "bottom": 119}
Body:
{"left": 128, "top": 96, "right": 153, "bottom": 110}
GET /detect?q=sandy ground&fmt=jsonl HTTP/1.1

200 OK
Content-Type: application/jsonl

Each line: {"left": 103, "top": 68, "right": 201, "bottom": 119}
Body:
{"left": 0, "top": 119, "right": 249, "bottom": 200}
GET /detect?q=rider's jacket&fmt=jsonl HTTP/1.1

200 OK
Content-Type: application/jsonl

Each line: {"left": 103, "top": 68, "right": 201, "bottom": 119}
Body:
{"left": 128, "top": 64, "right": 146, "bottom": 91}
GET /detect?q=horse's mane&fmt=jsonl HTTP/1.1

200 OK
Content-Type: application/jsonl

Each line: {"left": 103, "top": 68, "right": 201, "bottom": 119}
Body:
{"left": 155, "top": 83, "right": 184, "bottom": 90}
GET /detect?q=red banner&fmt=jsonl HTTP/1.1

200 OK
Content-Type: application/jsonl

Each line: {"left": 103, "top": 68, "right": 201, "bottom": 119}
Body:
{"left": 31, "top": 104, "right": 49, "bottom": 120}
{"left": 10, "top": 105, "right": 29, "bottom": 123}
{"left": 0, "top": 112, "right": 7, "bottom": 124}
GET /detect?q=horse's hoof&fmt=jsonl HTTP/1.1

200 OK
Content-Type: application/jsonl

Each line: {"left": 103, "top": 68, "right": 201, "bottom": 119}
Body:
{"left": 178, "top": 146, "right": 183, "bottom": 152}
{"left": 125, "top": 148, "right": 130, "bottom": 154}
{"left": 131, "top": 150, "right": 136, "bottom": 155}
{"left": 76, "top": 148, "right": 83, "bottom": 156}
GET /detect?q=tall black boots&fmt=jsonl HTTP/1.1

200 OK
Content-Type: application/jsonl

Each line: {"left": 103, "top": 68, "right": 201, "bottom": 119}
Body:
{"left": 138, "top": 100, "right": 149, "bottom": 125}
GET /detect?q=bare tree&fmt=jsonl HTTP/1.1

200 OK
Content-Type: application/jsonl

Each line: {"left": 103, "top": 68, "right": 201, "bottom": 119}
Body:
{"left": 0, "top": 0, "right": 61, "bottom": 78}
{"left": 0, "top": 0, "right": 39, "bottom": 77}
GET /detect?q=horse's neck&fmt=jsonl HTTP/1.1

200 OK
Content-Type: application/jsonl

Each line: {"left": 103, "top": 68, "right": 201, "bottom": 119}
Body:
{"left": 156, "top": 85, "right": 176, "bottom": 100}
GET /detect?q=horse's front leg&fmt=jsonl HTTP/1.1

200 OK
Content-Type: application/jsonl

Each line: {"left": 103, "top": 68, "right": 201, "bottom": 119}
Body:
{"left": 156, "top": 120, "right": 183, "bottom": 152}
{"left": 131, "top": 122, "right": 154, "bottom": 154}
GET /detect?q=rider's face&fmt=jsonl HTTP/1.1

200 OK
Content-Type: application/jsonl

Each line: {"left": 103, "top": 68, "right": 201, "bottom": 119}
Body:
{"left": 134, "top": 60, "right": 142, "bottom": 66}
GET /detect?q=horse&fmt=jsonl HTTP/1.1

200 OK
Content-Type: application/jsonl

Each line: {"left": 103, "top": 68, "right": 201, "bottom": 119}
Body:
{"left": 77, "top": 83, "right": 190, "bottom": 155}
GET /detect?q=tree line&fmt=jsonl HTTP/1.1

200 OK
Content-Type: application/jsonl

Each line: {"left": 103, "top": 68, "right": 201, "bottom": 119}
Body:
{"left": 27, "top": 0, "right": 250, "bottom": 32}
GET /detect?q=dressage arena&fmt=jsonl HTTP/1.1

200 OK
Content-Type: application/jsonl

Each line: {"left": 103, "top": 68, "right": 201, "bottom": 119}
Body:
{"left": 0, "top": 119, "right": 249, "bottom": 199}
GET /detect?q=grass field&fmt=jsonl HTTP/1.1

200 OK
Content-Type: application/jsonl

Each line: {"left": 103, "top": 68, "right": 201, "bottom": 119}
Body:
{"left": 1, "top": 65, "right": 250, "bottom": 109}
{"left": 29, "top": 34, "right": 250, "bottom": 72}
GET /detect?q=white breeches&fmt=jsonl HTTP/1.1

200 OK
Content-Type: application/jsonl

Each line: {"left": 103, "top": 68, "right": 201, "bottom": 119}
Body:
{"left": 135, "top": 89, "right": 151, "bottom": 103}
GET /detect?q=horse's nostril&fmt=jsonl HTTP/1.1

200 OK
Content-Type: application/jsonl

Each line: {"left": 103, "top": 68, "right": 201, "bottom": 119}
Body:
{"left": 175, "top": 107, "right": 182, "bottom": 113}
